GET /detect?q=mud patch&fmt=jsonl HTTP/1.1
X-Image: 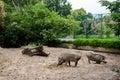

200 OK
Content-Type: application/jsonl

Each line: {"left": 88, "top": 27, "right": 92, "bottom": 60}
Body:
{"left": 46, "top": 63, "right": 67, "bottom": 69}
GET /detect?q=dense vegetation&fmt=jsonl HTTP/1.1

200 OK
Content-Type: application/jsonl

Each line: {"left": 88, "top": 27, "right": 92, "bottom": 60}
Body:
{"left": 0, "top": 0, "right": 119, "bottom": 48}
{"left": 0, "top": 1, "right": 78, "bottom": 47}
{"left": 74, "top": 39, "right": 120, "bottom": 49}
{"left": 44, "top": 0, "right": 72, "bottom": 17}
{"left": 99, "top": 0, "right": 120, "bottom": 37}
{"left": 62, "top": 39, "right": 120, "bottom": 49}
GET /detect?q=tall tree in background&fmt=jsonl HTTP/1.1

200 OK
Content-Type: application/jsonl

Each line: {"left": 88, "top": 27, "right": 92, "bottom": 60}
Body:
{"left": 99, "top": 0, "right": 120, "bottom": 37}
{"left": 2, "top": 0, "right": 41, "bottom": 11}
{"left": 72, "top": 8, "right": 86, "bottom": 21}
{"left": 72, "top": 8, "right": 93, "bottom": 36}
{"left": 72, "top": 8, "right": 93, "bottom": 21}
{"left": 44, "top": 0, "right": 72, "bottom": 17}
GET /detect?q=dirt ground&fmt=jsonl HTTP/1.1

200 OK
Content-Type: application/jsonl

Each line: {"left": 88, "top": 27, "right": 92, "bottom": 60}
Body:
{"left": 0, "top": 46, "right": 120, "bottom": 80}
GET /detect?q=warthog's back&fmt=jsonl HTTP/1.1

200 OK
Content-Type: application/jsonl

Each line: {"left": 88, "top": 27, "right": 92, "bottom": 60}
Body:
{"left": 60, "top": 53, "right": 81, "bottom": 61}
{"left": 87, "top": 53, "right": 105, "bottom": 61}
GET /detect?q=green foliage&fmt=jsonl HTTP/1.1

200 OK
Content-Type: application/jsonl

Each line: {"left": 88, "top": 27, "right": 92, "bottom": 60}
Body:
{"left": 44, "top": 0, "right": 72, "bottom": 17}
{"left": 1, "top": 3, "right": 78, "bottom": 47}
{"left": 2, "top": 0, "right": 41, "bottom": 11}
{"left": 72, "top": 8, "right": 93, "bottom": 21}
{"left": 3, "top": 26, "right": 26, "bottom": 47}
{"left": 72, "top": 8, "right": 93, "bottom": 36}
{"left": 72, "top": 8, "right": 86, "bottom": 21}
{"left": 73, "top": 39, "right": 120, "bottom": 49}
{"left": 99, "top": 0, "right": 120, "bottom": 37}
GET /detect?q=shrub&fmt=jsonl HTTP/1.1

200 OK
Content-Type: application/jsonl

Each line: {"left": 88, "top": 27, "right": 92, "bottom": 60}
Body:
{"left": 1, "top": 3, "right": 78, "bottom": 47}
{"left": 72, "top": 39, "right": 120, "bottom": 49}
{"left": 3, "top": 26, "right": 26, "bottom": 47}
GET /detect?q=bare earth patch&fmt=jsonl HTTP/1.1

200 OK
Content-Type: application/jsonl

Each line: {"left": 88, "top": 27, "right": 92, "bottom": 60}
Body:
{"left": 0, "top": 46, "right": 120, "bottom": 80}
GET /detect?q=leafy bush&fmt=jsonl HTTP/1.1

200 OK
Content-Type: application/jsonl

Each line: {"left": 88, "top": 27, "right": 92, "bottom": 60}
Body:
{"left": 72, "top": 39, "right": 120, "bottom": 49}
{"left": 3, "top": 26, "right": 26, "bottom": 47}
{"left": 1, "top": 3, "right": 78, "bottom": 47}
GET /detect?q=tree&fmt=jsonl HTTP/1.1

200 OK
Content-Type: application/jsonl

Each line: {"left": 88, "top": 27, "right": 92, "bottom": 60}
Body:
{"left": 2, "top": 0, "right": 42, "bottom": 11}
{"left": 72, "top": 8, "right": 93, "bottom": 37}
{"left": 1, "top": 3, "right": 78, "bottom": 47}
{"left": 44, "top": 0, "right": 72, "bottom": 17}
{"left": 87, "top": 12, "right": 93, "bottom": 19}
{"left": 99, "top": 0, "right": 120, "bottom": 37}
{"left": 72, "top": 8, "right": 86, "bottom": 21}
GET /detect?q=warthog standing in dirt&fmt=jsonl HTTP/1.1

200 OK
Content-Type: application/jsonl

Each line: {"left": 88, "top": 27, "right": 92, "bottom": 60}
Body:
{"left": 57, "top": 53, "right": 81, "bottom": 67}
{"left": 86, "top": 52, "right": 107, "bottom": 64}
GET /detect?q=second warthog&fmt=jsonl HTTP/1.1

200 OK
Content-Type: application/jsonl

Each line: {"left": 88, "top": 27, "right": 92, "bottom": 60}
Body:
{"left": 86, "top": 52, "right": 107, "bottom": 64}
{"left": 57, "top": 53, "right": 81, "bottom": 67}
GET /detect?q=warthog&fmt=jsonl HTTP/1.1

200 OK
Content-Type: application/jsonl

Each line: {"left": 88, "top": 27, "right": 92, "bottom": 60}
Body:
{"left": 57, "top": 53, "right": 81, "bottom": 67}
{"left": 22, "top": 46, "right": 50, "bottom": 57}
{"left": 87, "top": 52, "right": 107, "bottom": 64}
{"left": 22, "top": 48, "right": 34, "bottom": 56}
